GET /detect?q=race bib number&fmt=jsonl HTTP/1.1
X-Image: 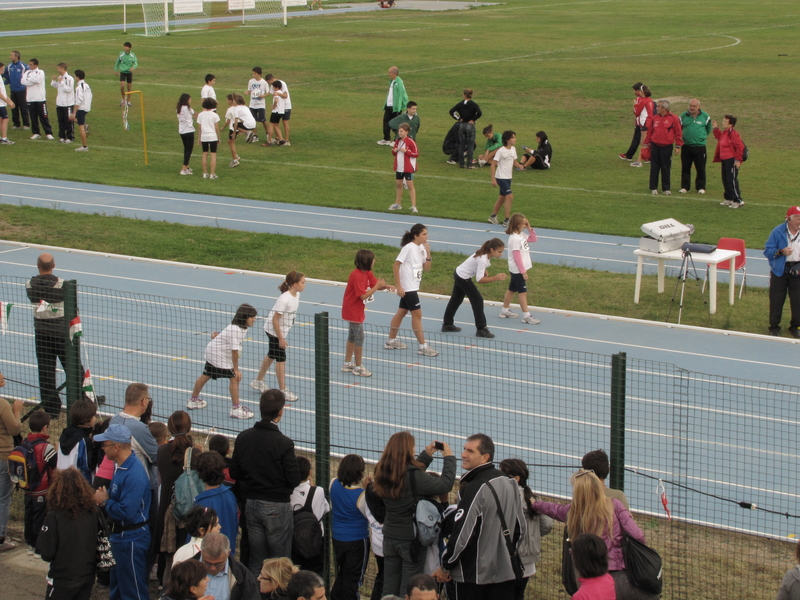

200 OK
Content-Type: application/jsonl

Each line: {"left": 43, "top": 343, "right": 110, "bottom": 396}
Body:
{"left": 363, "top": 294, "right": 374, "bottom": 305}
{"left": 522, "top": 240, "right": 529, "bottom": 252}
{"left": 413, "top": 266, "right": 423, "bottom": 281}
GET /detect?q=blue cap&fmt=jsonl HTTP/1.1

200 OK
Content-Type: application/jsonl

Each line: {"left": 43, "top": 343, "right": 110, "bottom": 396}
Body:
{"left": 94, "top": 424, "right": 132, "bottom": 444}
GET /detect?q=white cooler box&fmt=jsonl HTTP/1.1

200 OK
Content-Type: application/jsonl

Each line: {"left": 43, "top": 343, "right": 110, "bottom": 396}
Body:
{"left": 639, "top": 218, "right": 694, "bottom": 253}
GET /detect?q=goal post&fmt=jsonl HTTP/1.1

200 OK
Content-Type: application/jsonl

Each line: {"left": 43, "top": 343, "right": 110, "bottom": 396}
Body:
{"left": 140, "top": 0, "right": 285, "bottom": 36}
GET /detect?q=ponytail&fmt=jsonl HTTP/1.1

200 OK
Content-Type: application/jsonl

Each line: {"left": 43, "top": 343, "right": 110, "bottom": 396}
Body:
{"left": 482, "top": 124, "right": 493, "bottom": 136}
{"left": 279, "top": 270, "right": 304, "bottom": 293}
{"left": 499, "top": 458, "right": 538, "bottom": 518}
{"left": 474, "top": 238, "right": 504, "bottom": 258}
{"left": 400, "top": 223, "right": 427, "bottom": 247}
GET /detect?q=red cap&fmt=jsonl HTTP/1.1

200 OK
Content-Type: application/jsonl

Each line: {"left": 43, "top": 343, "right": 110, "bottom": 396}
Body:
{"left": 787, "top": 207, "right": 800, "bottom": 218}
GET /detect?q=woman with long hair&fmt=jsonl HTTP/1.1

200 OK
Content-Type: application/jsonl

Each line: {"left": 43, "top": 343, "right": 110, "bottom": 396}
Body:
{"left": 37, "top": 468, "right": 99, "bottom": 600}
{"left": 259, "top": 557, "right": 299, "bottom": 600}
{"left": 373, "top": 431, "right": 456, "bottom": 597}
{"left": 533, "top": 469, "right": 657, "bottom": 600}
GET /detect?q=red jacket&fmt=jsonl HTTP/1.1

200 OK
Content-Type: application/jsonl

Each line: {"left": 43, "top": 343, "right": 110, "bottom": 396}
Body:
{"left": 644, "top": 111, "right": 683, "bottom": 147}
{"left": 392, "top": 137, "right": 418, "bottom": 173}
{"left": 632, "top": 96, "right": 646, "bottom": 125}
{"left": 713, "top": 127, "right": 745, "bottom": 162}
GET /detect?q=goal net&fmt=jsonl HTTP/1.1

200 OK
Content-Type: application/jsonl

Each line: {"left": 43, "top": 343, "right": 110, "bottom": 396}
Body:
{"left": 140, "top": 0, "right": 283, "bottom": 37}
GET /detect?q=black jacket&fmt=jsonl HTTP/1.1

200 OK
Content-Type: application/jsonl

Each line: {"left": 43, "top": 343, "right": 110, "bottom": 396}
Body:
{"left": 36, "top": 509, "right": 98, "bottom": 586}
{"left": 229, "top": 420, "right": 301, "bottom": 502}
{"left": 26, "top": 273, "right": 67, "bottom": 335}
{"left": 449, "top": 99, "right": 482, "bottom": 123}
{"left": 185, "top": 554, "right": 260, "bottom": 600}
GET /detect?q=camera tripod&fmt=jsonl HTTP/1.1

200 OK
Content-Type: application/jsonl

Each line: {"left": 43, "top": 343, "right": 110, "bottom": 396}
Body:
{"left": 666, "top": 250, "right": 712, "bottom": 325}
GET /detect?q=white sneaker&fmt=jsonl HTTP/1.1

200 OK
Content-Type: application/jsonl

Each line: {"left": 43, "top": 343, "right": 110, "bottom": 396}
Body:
{"left": 353, "top": 365, "right": 372, "bottom": 377}
{"left": 186, "top": 397, "right": 207, "bottom": 410}
{"left": 679, "top": 189, "right": 688, "bottom": 194}
{"left": 203, "top": 173, "right": 209, "bottom": 178}
{"left": 729, "top": 201, "right": 744, "bottom": 209}
{"left": 75, "top": 146, "right": 89, "bottom": 152}
{"left": 384, "top": 339, "right": 408, "bottom": 349}
{"left": 210, "top": 174, "right": 218, "bottom": 179}
{"left": 388, "top": 203, "right": 401, "bottom": 210}
{"left": 180, "top": 169, "right": 191, "bottom": 175}
{"left": 651, "top": 190, "right": 658, "bottom": 195}
{"left": 229, "top": 159, "right": 240, "bottom": 168}
{"left": 282, "top": 389, "right": 298, "bottom": 402}
{"left": 499, "top": 309, "right": 518, "bottom": 319}
{"left": 487, "top": 215, "right": 499, "bottom": 224}
{"left": 283, "top": 141, "right": 291, "bottom": 146}
{"left": 0, "top": 139, "right": 15, "bottom": 145}
{"left": 45, "top": 134, "right": 54, "bottom": 140}
{"left": 521, "top": 315, "right": 541, "bottom": 325}
{"left": 119, "top": 99, "right": 126, "bottom": 107}
{"left": 698, "top": 189, "right": 705, "bottom": 194}
{"left": 341, "top": 362, "right": 354, "bottom": 372}
{"left": 63, "top": 139, "right": 72, "bottom": 144}
{"left": 720, "top": 200, "right": 733, "bottom": 206}
{"left": 410, "top": 206, "right": 418, "bottom": 213}
{"left": 59, "top": 138, "right": 65, "bottom": 143}
{"left": 249, "top": 379, "right": 268, "bottom": 392}
{"left": 418, "top": 346, "right": 439, "bottom": 357}
{"left": 630, "top": 162, "right": 642, "bottom": 167}
{"left": 478, "top": 158, "right": 486, "bottom": 167}
{"left": 27, "top": 545, "right": 34, "bottom": 556}
{"left": 127, "top": 101, "right": 132, "bottom": 107}
{"left": 663, "top": 190, "right": 672, "bottom": 196}
{"left": 30, "top": 134, "right": 41, "bottom": 140}
{"left": 377, "top": 140, "right": 392, "bottom": 146}
{"left": 229, "top": 404, "right": 254, "bottom": 419}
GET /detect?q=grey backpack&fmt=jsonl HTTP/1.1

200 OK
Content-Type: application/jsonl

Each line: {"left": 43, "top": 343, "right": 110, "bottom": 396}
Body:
{"left": 410, "top": 473, "right": 442, "bottom": 547}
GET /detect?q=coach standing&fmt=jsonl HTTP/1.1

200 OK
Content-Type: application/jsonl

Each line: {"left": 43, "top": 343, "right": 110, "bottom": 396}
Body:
{"left": 4, "top": 51, "right": 29, "bottom": 129}
{"left": 713, "top": 115, "right": 745, "bottom": 209}
{"left": 679, "top": 99, "right": 712, "bottom": 194}
{"left": 764, "top": 207, "right": 800, "bottom": 338}
{"left": 643, "top": 100, "right": 682, "bottom": 196}
{"left": 378, "top": 66, "right": 407, "bottom": 146}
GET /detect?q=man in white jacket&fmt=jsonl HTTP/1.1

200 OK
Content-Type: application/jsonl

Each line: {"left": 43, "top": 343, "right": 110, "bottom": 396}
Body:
{"left": 21, "top": 58, "right": 53, "bottom": 140}
{"left": 50, "top": 63, "right": 74, "bottom": 143}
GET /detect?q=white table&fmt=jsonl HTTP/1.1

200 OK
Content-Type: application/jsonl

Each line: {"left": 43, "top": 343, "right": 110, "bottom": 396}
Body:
{"left": 633, "top": 248, "right": 740, "bottom": 314}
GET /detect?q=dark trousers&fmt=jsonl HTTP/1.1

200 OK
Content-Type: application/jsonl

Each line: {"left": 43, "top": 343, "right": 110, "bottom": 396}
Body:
{"left": 56, "top": 106, "right": 74, "bottom": 141}
{"left": 370, "top": 555, "right": 385, "bottom": 600}
{"left": 680, "top": 144, "right": 707, "bottom": 191}
{"left": 45, "top": 577, "right": 95, "bottom": 600}
{"left": 649, "top": 143, "right": 673, "bottom": 191}
{"left": 28, "top": 101, "right": 53, "bottom": 136}
{"left": 624, "top": 126, "right": 642, "bottom": 159}
{"left": 458, "top": 122, "right": 476, "bottom": 167}
{"left": 9, "top": 89, "right": 29, "bottom": 127}
{"left": 720, "top": 157, "right": 742, "bottom": 202}
{"left": 24, "top": 494, "right": 47, "bottom": 547}
{"left": 382, "top": 106, "right": 399, "bottom": 141}
{"left": 512, "top": 576, "right": 529, "bottom": 600}
{"left": 331, "top": 538, "right": 369, "bottom": 600}
{"left": 443, "top": 271, "right": 487, "bottom": 330}
{"left": 34, "top": 330, "right": 84, "bottom": 415}
{"left": 180, "top": 132, "right": 194, "bottom": 166}
{"left": 769, "top": 269, "right": 800, "bottom": 332}
{"left": 454, "top": 580, "right": 516, "bottom": 600}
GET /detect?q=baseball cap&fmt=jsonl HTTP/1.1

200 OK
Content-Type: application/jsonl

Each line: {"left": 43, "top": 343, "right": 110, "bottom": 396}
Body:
{"left": 787, "top": 207, "right": 800, "bottom": 218}
{"left": 94, "top": 423, "right": 132, "bottom": 444}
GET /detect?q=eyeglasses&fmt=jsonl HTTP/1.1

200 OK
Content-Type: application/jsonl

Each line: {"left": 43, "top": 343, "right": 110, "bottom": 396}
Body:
{"left": 202, "top": 557, "right": 227, "bottom": 568}
{"left": 143, "top": 396, "right": 152, "bottom": 403}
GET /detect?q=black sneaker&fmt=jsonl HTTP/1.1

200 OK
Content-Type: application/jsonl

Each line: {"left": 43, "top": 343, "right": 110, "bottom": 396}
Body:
{"left": 441, "top": 324, "right": 462, "bottom": 332}
{"left": 476, "top": 328, "right": 495, "bottom": 338}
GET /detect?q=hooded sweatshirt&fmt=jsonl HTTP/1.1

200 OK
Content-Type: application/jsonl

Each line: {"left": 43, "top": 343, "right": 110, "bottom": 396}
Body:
{"left": 57, "top": 424, "right": 96, "bottom": 483}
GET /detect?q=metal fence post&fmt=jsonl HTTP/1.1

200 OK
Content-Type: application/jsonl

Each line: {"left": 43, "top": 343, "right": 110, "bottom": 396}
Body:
{"left": 314, "top": 311, "right": 331, "bottom": 589}
{"left": 609, "top": 352, "right": 626, "bottom": 492}
{"left": 63, "top": 280, "right": 82, "bottom": 411}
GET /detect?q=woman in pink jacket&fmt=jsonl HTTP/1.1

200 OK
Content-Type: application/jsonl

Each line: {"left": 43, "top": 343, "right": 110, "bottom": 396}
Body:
{"left": 713, "top": 114, "right": 745, "bottom": 209}
{"left": 533, "top": 470, "right": 658, "bottom": 600}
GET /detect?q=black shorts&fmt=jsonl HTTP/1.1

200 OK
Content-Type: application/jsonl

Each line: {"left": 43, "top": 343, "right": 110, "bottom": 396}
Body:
{"left": 250, "top": 107, "right": 266, "bottom": 122}
{"left": 508, "top": 272, "right": 527, "bottom": 293}
{"left": 282, "top": 109, "right": 291, "bottom": 121}
{"left": 269, "top": 112, "right": 284, "bottom": 124}
{"left": 395, "top": 171, "right": 413, "bottom": 180}
{"left": 202, "top": 140, "right": 218, "bottom": 152}
{"left": 202, "top": 361, "right": 235, "bottom": 380}
{"left": 119, "top": 72, "right": 133, "bottom": 84}
{"left": 399, "top": 290, "right": 421, "bottom": 311}
{"left": 267, "top": 333, "right": 287, "bottom": 362}
{"left": 76, "top": 110, "right": 88, "bottom": 126}
{"left": 0, "top": 107, "right": 7, "bottom": 119}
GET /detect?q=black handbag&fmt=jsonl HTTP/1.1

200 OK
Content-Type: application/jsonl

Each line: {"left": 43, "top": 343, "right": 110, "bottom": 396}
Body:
{"left": 561, "top": 528, "right": 579, "bottom": 596}
{"left": 95, "top": 509, "right": 116, "bottom": 573}
{"left": 622, "top": 531, "right": 663, "bottom": 594}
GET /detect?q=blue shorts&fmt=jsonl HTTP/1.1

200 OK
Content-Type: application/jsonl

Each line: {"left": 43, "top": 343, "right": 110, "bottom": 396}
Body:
{"left": 497, "top": 178, "right": 512, "bottom": 196}
{"left": 0, "top": 107, "right": 7, "bottom": 119}
{"left": 399, "top": 290, "right": 421, "bottom": 311}
{"left": 76, "top": 110, "right": 88, "bottom": 126}
{"left": 508, "top": 272, "right": 527, "bottom": 293}
{"left": 250, "top": 107, "right": 266, "bottom": 122}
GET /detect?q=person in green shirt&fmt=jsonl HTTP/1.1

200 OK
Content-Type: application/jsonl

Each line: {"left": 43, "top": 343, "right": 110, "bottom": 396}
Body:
{"left": 388, "top": 101, "right": 419, "bottom": 140}
{"left": 478, "top": 123, "right": 503, "bottom": 167}
{"left": 114, "top": 42, "right": 138, "bottom": 107}
{"left": 679, "top": 98, "right": 712, "bottom": 194}
{"left": 378, "top": 66, "right": 407, "bottom": 146}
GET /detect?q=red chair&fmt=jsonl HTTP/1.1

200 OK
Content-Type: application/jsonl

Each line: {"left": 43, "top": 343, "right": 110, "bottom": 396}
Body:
{"left": 702, "top": 237, "right": 747, "bottom": 298}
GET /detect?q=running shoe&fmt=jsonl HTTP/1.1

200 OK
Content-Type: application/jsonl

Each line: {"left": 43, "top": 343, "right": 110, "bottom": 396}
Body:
{"left": 521, "top": 315, "right": 541, "bottom": 325}
{"left": 229, "top": 404, "right": 254, "bottom": 419}
{"left": 619, "top": 153, "right": 631, "bottom": 161}
{"left": 341, "top": 362, "right": 354, "bottom": 372}
{"left": 282, "top": 389, "right": 298, "bottom": 402}
{"left": 499, "top": 309, "right": 518, "bottom": 318}
{"left": 249, "top": 379, "right": 268, "bottom": 392}
{"left": 418, "top": 346, "right": 439, "bottom": 357}
{"left": 384, "top": 339, "right": 408, "bottom": 349}
{"left": 388, "top": 203, "right": 401, "bottom": 211}
{"left": 186, "top": 398, "right": 207, "bottom": 410}
{"left": 353, "top": 366, "right": 372, "bottom": 377}
{"left": 487, "top": 215, "right": 499, "bottom": 224}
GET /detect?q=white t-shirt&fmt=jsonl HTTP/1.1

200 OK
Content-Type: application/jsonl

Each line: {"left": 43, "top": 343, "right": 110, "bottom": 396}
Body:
{"left": 205, "top": 323, "right": 247, "bottom": 369}
{"left": 177, "top": 105, "right": 195, "bottom": 134}
{"left": 278, "top": 80, "right": 291, "bottom": 109}
{"left": 494, "top": 146, "right": 518, "bottom": 180}
{"left": 290, "top": 480, "right": 331, "bottom": 535}
{"left": 272, "top": 91, "right": 285, "bottom": 115}
{"left": 396, "top": 242, "right": 427, "bottom": 293}
{"left": 196, "top": 110, "right": 220, "bottom": 142}
{"left": 265, "top": 291, "right": 300, "bottom": 338}
{"left": 74, "top": 80, "right": 92, "bottom": 112}
{"left": 507, "top": 232, "right": 533, "bottom": 274}
{"left": 236, "top": 105, "right": 256, "bottom": 129}
{"left": 248, "top": 78, "right": 269, "bottom": 109}
{"left": 172, "top": 537, "right": 202, "bottom": 566}
{"left": 224, "top": 106, "right": 237, "bottom": 131}
{"left": 201, "top": 84, "right": 216, "bottom": 101}
{"left": 456, "top": 253, "right": 491, "bottom": 281}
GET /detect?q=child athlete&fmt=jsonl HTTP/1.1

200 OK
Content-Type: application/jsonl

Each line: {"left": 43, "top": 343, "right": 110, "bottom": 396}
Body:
{"left": 385, "top": 224, "right": 438, "bottom": 357}
{"left": 500, "top": 213, "right": 540, "bottom": 325}
{"left": 488, "top": 130, "right": 525, "bottom": 228}
{"left": 176, "top": 93, "right": 194, "bottom": 175}
{"left": 388, "top": 123, "right": 419, "bottom": 213}
{"left": 441, "top": 238, "right": 506, "bottom": 338}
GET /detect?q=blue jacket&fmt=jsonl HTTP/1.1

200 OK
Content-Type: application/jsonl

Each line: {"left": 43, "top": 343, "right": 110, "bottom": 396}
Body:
{"left": 195, "top": 486, "right": 239, "bottom": 552}
{"left": 111, "top": 413, "right": 159, "bottom": 489}
{"left": 107, "top": 452, "right": 151, "bottom": 541}
{"left": 765, "top": 223, "right": 790, "bottom": 277}
{"left": 3, "top": 60, "right": 27, "bottom": 92}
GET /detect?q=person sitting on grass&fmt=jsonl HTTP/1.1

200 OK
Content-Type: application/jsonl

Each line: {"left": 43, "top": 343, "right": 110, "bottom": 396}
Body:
{"left": 477, "top": 123, "right": 502, "bottom": 167}
{"left": 519, "top": 131, "right": 552, "bottom": 170}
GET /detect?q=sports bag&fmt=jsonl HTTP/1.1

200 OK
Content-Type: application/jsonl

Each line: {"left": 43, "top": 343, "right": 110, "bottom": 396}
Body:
{"left": 561, "top": 527, "right": 579, "bottom": 596}
{"left": 409, "top": 472, "right": 442, "bottom": 547}
{"left": 8, "top": 438, "right": 47, "bottom": 491}
{"left": 95, "top": 510, "right": 116, "bottom": 573}
{"left": 292, "top": 486, "right": 323, "bottom": 559}
{"left": 172, "top": 447, "right": 204, "bottom": 521}
{"left": 622, "top": 531, "right": 664, "bottom": 594}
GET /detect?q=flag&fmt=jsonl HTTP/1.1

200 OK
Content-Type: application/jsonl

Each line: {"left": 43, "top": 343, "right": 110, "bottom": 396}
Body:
{"left": 82, "top": 369, "right": 96, "bottom": 402}
{"left": 0, "top": 302, "right": 12, "bottom": 335}
{"left": 69, "top": 316, "right": 83, "bottom": 342}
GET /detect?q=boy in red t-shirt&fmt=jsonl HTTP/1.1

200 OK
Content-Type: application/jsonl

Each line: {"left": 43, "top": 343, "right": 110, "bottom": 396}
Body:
{"left": 23, "top": 410, "right": 57, "bottom": 555}
{"left": 341, "top": 249, "right": 395, "bottom": 377}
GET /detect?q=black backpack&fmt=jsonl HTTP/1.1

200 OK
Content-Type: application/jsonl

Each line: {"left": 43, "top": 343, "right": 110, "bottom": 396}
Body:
{"left": 622, "top": 531, "right": 664, "bottom": 594}
{"left": 292, "top": 486, "right": 323, "bottom": 558}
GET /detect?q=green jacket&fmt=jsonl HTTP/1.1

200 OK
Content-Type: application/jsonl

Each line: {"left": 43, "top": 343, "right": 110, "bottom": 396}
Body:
{"left": 679, "top": 110, "right": 712, "bottom": 146}
{"left": 388, "top": 112, "right": 420, "bottom": 140}
{"left": 114, "top": 51, "right": 138, "bottom": 73}
{"left": 485, "top": 132, "right": 503, "bottom": 152}
{"left": 384, "top": 76, "right": 408, "bottom": 113}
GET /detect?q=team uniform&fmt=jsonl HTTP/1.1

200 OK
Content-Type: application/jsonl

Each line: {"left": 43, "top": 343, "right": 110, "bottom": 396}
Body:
{"left": 494, "top": 145, "right": 517, "bottom": 196}
{"left": 21, "top": 67, "right": 53, "bottom": 138}
{"left": 265, "top": 291, "right": 300, "bottom": 362}
{"left": 270, "top": 89, "right": 286, "bottom": 124}
{"left": 523, "top": 140, "right": 552, "bottom": 170}
{"left": 3, "top": 59, "right": 29, "bottom": 128}
{"left": 196, "top": 109, "right": 220, "bottom": 152}
{"left": 644, "top": 111, "right": 683, "bottom": 193}
{"left": 713, "top": 125, "right": 745, "bottom": 207}
{"left": 392, "top": 136, "right": 418, "bottom": 180}
{"left": 50, "top": 72, "right": 74, "bottom": 142}
{"left": 201, "top": 84, "right": 216, "bottom": 101}
{"left": 507, "top": 230, "right": 534, "bottom": 294}
{"left": 178, "top": 105, "right": 195, "bottom": 171}
{"left": 247, "top": 78, "right": 270, "bottom": 123}
{"left": 442, "top": 252, "right": 493, "bottom": 332}
{"left": 395, "top": 242, "right": 427, "bottom": 311}
{"left": 203, "top": 323, "right": 246, "bottom": 379}
{"left": 114, "top": 51, "right": 138, "bottom": 84}
{"left": 273, "top": 80, "right": 292, "bottom": 121}
{"left": 73, "top": 79, "right": 92, "bottom": 152}
{"left": 679, "top": 109, "right": 712, "bottom": 192}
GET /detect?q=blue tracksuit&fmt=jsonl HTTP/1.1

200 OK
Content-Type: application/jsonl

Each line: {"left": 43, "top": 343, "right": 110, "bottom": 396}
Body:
{"left": 106, "top": 452, "right": 151, "bottom": 600}
{"left": 3, "top": 60, "right": 27, "bottom": 93}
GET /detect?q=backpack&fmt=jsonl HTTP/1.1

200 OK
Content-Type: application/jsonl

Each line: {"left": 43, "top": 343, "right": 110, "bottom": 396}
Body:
{"left": 8, "top": 438, "right": 47, "bottom": 492}
{"left": 741, "top": 144, "right": 749, "bottom": 162}
{"left": 409, "top": 472, "right": 442, "bottom": 547}
{"left": 172, "top": 448, "right": 204, "bottom": 521}
{"left": 622, "top": 531, "right": 664, "bottom": 594}
{"left": 292, "top": 486, "right": 323, "bottom": 559}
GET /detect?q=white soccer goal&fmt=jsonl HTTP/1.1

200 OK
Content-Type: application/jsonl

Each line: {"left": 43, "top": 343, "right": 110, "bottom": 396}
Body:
{"left": 140, "top": 0, "right": 284, "bottom": 37}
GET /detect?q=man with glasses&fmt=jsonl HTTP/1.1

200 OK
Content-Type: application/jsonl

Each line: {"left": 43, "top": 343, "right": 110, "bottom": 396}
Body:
{"left": 93, "top": 424, "right": 151, "bottom": 600}
{"left": 201, "top": 532, "right": 260, "bottom": 600}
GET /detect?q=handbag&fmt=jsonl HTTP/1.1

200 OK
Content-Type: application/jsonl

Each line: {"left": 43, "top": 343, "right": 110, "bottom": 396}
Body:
{"left": 95, "top": 510, "right": 116, "bottom": 573}
{"left": 561, "top": 528, "right": 579, "bottom": 596}
{"left": 172, "top": 447, "right": 204, "bottom": 522}
{"left": 622, "top": 531, "right": 663, "bottom": 594}
{"left": 485, "top": 481, "right": 524, "bottom": 581}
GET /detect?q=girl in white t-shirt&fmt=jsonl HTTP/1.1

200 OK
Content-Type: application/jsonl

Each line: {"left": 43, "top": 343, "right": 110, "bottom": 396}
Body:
{"left": 385, "top": 224, "right": 438, "bottom": 357}
{"left": 176, "top": 94, "right": 195, "bottom": 176}
{"left": 250, "top": 271, "right": 306, "bottom": 403}
{"left": 500, "top": 213, "right": 540, "bottom": 325}
{"left": 196, "top": 97, "right": 221, "bottom": 179}
{"left": 488, "top": 130, "right": 525, "bottom": 228}
{"left": 441, "top": 238, "right": 506, "bottom": 338}
{"left": 188, "top": 303, "right": 258, "bottom": 419}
